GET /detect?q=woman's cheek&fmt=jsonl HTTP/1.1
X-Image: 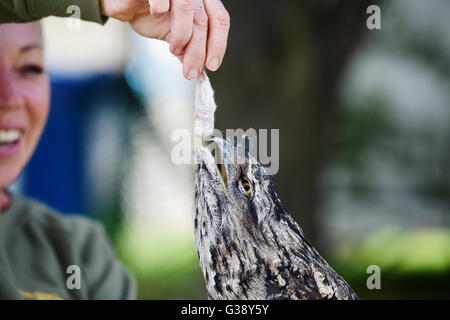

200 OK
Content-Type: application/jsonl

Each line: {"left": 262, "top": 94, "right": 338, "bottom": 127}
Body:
{"left": 23, "top": 76, "right": 50, "bottom": 157}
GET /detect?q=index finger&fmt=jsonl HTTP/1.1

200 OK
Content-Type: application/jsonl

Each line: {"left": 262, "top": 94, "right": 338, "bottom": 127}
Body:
{"left": 169, "top": 0, "right": 195, "bottom": 56}
{"left": 203, "top": 0, "right": 230, "bottom": 71}
{"left": 148, "top": 0, "right": 170, "bottom": 17}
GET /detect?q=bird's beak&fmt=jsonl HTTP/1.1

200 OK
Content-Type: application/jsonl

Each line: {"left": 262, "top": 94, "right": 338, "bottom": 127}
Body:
{"left": 195, "top": 136, "right": 230, "bottom": 193}
{"left": 211, "top": 137, "right": 230, "bottom": 192}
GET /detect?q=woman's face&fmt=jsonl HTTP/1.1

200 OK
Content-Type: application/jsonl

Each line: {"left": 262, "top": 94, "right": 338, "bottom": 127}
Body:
{"left": 0, "top": 23, "right": 50, "bottom": 189}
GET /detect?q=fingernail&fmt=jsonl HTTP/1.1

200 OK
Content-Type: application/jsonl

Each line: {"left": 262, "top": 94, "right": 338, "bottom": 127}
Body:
{"left": 188, "top": 69, "right": 199, "bottom": 80}
{"left": 208, "top": 57, "right": 220, "bottom": 71}
{"left": 171, "top": 46, "right": 181, "bottom": 56}
{"left": 169, "top": 43, "right": 180, "bottom": 55}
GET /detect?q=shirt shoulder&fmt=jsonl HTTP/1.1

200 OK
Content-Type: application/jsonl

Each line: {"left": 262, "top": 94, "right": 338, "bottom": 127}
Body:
{"left": 12, "top": 196, "right": 105, "bottom": 256}
{"left": 19, "top": 196, "right": 102, "bottom": 238}
{"left": 0, "top": 0, "right": 107, "bottom": 25}
{"left": 16, "top": 195, "right": 99, "bottom": 232}
{"left": 4, "top": 195, "right": 136, "bottom": 300}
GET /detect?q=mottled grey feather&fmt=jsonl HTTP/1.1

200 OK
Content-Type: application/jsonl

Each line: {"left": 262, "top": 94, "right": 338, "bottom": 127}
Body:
{"left": 194, "top": 138, "right": 358, "bottom": 300}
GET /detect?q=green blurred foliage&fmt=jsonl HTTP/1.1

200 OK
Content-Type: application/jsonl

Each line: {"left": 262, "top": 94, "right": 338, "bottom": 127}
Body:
{"left": 115, "top": 226, "right": 206, "bottom": 299}
{"left": 333, "top": 228, "right": 450, "bottom": 299}
{"left": 331, "top": 95, "right": 395, "bottom": 173}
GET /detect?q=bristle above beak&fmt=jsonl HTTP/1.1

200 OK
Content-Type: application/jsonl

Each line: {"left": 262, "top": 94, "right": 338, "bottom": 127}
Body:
{"left": 212, "top": 138, "right": 229, "bottom": 191}
{"left": 217, "top": 162, "right": 228, "bottom": 191}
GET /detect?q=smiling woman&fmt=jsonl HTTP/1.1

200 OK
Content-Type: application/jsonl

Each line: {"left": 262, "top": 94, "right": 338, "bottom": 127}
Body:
{"left": 0, "top": 22, "right": 136, "bottom": 300}
{"left": 0, "top": 23, "right": 49, "bottom": 210}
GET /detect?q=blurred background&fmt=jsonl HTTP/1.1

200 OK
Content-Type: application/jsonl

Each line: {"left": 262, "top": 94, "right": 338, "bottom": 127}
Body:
{"left": 11, "top": 0, "right": 450, "bottom": 299}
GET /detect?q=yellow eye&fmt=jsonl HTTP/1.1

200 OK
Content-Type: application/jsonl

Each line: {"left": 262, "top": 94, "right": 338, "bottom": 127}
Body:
{"left": 242, "top": 180, "right": 252, "bottom": 195}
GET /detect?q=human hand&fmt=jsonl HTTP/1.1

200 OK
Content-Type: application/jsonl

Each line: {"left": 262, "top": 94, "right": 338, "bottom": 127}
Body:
{"left": 99, "top": 0, "right": 230, "bottom": 80}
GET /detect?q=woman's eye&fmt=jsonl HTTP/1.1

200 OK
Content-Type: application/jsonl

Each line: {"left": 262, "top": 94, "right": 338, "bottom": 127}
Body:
{"left": 240, "top": 179, "right": 252, "bottom": 196}
{"left": 19, "top": 65, "right": 43, "bottom": 75}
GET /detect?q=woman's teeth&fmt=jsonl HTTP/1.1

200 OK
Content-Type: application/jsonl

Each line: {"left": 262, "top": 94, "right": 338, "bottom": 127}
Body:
{"left": 0, "top": 129, "right": 21, "bottom": 145}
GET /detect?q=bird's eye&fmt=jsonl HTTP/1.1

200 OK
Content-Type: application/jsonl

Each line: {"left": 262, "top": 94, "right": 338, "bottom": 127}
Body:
{"left": 239, "top": 178, "right": 252, "bottom": 196}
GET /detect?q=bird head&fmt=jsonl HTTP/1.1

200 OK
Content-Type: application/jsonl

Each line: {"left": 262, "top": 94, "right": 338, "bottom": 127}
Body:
{"left": 194, "top": 136, "right": 295, "bottom": 298}
{"left": 194, "top": 137, "right": 358, "bottom": 300}
{"left": 194, "top": 136, "right": 281, "bottom": 235}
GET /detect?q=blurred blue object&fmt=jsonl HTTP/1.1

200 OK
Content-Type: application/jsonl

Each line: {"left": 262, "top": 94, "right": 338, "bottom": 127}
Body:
{"left": 22, "top": 73, "right": 136, "bottom": 216}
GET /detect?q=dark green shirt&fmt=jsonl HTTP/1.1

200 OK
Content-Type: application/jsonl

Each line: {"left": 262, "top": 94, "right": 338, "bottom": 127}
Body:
{"left": 0, "top": 195, "right": 136, "bottom": 300}
{"left": 0, "top": 0, "right": 107, "bottom": 24}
